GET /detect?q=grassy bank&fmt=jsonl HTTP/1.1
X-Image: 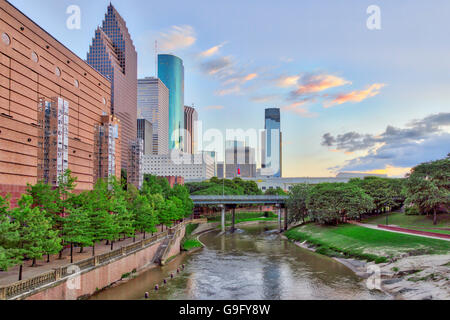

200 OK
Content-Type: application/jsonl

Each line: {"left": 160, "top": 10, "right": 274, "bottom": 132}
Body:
{"left": 285, "top": 223, "right": 450, "bottom": 263}
{"left": 363, "top": 212, "right": 450, "bottom": 235}
{"left": 181, "top": 223, "right": 203, "bottom": 251}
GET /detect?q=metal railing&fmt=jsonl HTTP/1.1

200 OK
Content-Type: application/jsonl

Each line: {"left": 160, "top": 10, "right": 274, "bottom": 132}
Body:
{"left": 0, "top": 222, "right": 187, "bottom": 300}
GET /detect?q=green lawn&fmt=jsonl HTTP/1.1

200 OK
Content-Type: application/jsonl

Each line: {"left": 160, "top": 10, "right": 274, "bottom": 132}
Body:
{"left": 182, "top": 239, "right": 203, "bottom": 251}
{"left": 363, "top": 212, "right": 450, "bottom": 229}
{"left": 285, "top": 223, "right": 450, "bottom": 263}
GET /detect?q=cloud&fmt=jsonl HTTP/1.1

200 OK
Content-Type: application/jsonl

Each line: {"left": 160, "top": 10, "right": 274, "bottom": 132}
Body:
{"left": 250, "top": 94, "right": 280, "bottom": 103}
{"left": 323, "top": 113, "right": 450, "bottom": 174}
{"left": 199, "top": 42, "right": 227, "bottom": 58}
{"left": 200, "top": 56, "right": 233, "bottom": 76}
{"left": 280, "top": 57, "right": 294, "bottom": 63}
{"left": 291, "top": 74, "right": 351, "bottom": 98}
{"left": 158, "top": 25, "right": 196, "bottom": 51}
{"left": 281, "top": 100, "right": 318, "bottom": 118}
{"left": 324, "top": 83, "right": 385, "bottom": 108}
{"left": 223, "top": 73, "right": 258, "bottom": 85}
{"left": 215, "top": 86, "right": 241, "bottom": 96}
{"left": 204, "top": 105, "right": 224, "bottom": 110}
{"left": 275, "top": 75, "right": 300, "bottom": 88}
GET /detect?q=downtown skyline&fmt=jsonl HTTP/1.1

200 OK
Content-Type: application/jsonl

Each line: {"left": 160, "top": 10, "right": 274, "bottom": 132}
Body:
{"left": 9, "top": 0, "right": 450, "bottom": 178}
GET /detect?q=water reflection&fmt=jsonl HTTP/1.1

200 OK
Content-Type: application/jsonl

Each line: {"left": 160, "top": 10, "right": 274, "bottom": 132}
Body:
{"left": 90, "top": 223, "right": 388, "bottom": 300}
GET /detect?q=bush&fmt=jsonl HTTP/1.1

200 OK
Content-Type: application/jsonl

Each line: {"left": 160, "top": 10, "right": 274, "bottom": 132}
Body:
{"left": 405, "top": 206, "right": 421, "bottom": 216}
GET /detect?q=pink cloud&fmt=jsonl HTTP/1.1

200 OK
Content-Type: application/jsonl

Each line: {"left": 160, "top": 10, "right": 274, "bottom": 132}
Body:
{"left": 324, "top": 83, "right": 386, "bottom": 108}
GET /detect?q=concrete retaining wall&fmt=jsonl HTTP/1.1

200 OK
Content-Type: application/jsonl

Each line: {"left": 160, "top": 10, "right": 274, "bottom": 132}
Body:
{"left": 23, "top": 226, "right": 186, "bottom": 300}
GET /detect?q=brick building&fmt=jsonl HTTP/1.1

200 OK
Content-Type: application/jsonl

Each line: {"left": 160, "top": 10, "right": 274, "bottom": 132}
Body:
{"left": 0, "top": 0, "right": 120, "bottom": 205}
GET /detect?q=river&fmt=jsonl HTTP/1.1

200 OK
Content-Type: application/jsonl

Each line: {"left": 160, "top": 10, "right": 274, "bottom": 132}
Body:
{"left": 90, "top": 223, "right": 389, "bottom": 300}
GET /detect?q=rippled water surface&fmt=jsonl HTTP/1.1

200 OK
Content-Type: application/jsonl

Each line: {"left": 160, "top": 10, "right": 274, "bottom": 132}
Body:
{"left": 90, "top": 223, "right": 388, "bottom": 300}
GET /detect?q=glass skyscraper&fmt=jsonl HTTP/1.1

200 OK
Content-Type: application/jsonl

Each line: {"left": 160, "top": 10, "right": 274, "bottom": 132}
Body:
{"left": 158, "top": 54, "right": 184, "bottom": 151}
{"left": 261, "top": 108, "right": 282, "bottom": 177}
{"left": 87, "top": 4, "right": 138, "bottom": 170}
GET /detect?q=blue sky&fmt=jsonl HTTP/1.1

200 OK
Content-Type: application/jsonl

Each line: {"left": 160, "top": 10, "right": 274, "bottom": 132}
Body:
{"left": 9, "top": 0, "right": 450, "bottom": 177}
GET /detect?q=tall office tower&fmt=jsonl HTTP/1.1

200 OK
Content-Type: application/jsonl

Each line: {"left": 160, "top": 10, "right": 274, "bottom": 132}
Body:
{"left": 261, "top": 108, "right": 282, "bottom": 177}
{"left": 137, "top": 77, "right": 169, "bottom": 155}
{"left": 225, "top": 141, "right": 256, "bottom": 178}
{"left": 137, "top": 119, "right": 153, "bottom": 156}
{"left": 184, "top": 106, "right": 198, "bottom": 154}
{"left": 0, "top": 0, "right": 117, "bottom": 206}
{"left": 87, "top": 4, "right": 137, "bottom": 171}
{"left": 158, "top": 54, "right": 184, "bottom": 151}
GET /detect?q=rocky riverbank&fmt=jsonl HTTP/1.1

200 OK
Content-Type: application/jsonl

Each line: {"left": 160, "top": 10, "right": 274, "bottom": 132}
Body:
{"left": 290, "top": 239, "right": 450, "bottom": 300}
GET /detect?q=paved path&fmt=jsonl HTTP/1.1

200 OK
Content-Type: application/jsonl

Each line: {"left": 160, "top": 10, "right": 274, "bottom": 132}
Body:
{"left": 0, "top": 225, "right": 169, "bottom": 286}
{"left": 353, "top": 222, "right": 450, "bottom": 242}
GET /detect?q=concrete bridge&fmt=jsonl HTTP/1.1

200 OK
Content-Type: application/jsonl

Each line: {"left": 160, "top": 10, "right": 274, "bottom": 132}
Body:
{"left": 190, "top": 195, "right": 289, "bottom": 233}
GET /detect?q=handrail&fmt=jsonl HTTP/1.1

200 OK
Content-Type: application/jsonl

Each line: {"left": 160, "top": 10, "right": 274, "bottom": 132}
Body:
{"left": 0, "top": 221, "right": 187, "bottom": 300}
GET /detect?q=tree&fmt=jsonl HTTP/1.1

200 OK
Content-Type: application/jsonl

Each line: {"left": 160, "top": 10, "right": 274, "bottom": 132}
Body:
{"left": 306, "top": 183, "right": 374, "bottom": 225}
{"left": 404, "top": 156, "right": 450, "bottom": 224}
{"left": 265, "top": 187, "right": 287, "bottom": 196}
{"left": 170, "top": 184, "right": 194, "bottom": 218}
{"left": 9, "top": 195, "right": 61, "bottom": 280}
{"left": 0, "top": 195, "right": 20, "bottom": 271}
{"left": 63, "top": 207, "right": 93, "bottom": 263}
{"left": 349, "top": 177, "right": 396, "bottom": 214}
{"left": 132, "top": 194, "right": 158, "bottom": 239}
{"left": 85, "top": 180, "right": 117, "bottom": 256}
{"left": 287, "top": 184, "right": 311, "bottom": 224}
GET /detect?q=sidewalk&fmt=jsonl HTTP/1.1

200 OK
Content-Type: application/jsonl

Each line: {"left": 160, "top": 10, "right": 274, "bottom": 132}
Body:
{"left": 350, "top": 222, "right": 450, "bottom": 242}
{"left": 0, "top": 225, "right": 168, "bottom": 286}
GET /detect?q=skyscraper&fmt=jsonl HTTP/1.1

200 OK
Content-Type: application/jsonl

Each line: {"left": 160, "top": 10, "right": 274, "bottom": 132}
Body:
{"left": 137, "top": 119, "right": 153, "bottom": 156}
{"left": 87, "top": 4, "right": 137, "bottom": 170}
{"left": 261, "top": 108, "right": 282, "bottom": 177}
{"left": 184, "top": 105, "right": 198, "bottom": 154}
{"left": 158, "top": 54, "right": 184, "bottom": 151}
{"left": 137, "top": 77, "right": 169, "bottom": 155}
{"left": 225, "top": 141, "right": 256, "bottom": 178}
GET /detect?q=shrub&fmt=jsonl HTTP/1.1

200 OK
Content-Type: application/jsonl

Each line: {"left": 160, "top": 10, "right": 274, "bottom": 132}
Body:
{"left": 405, "top": 206, "right": 421, "bottom": 216}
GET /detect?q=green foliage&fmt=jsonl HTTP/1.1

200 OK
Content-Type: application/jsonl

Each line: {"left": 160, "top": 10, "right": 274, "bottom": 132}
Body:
{"left": 287, "top": 184, "right": 312, "bottom": 224}
{"left": 9, "top": 195, "right": 62, "bottom": 265}
{"left": 349, "top": 176, "right": 403, "bottom": 212}
{"left": 170, "top": 184, "right": 194, "bottom": 218}
{"left": 186, "top": 178, "right": 263, "bottom": 196}
{"left": 404, "top": 156, "right": 450, "bottom": 224}
{"left": 63, "top": 207, "right": 93, "bottom": 249}
{"left": 264, "top": 187, "right": 287, "bottom": 196}
{"left": 405, "top": 206, "right": 421, "bottom": 216}
{"left": 0, "top": 195, "right": 21, "bottom": 271}
{"left": 181, "top": 239, "right": 203, "bottom": 251}
{"left": 306, "top": 183, "right": 374, "bottom": 224}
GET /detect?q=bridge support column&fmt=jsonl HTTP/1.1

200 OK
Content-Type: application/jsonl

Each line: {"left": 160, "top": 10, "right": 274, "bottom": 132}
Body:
{"left": 231, "top": 207, "right": 236, "bottom": 233}
{"left": 277, "top": 205, "right": 282, "bottom": 233}
{"left": 284, "top": 207, "right": 288, "bottom": 231}
{"left": 220, "top": 205, "right": 226, "bottom": 233}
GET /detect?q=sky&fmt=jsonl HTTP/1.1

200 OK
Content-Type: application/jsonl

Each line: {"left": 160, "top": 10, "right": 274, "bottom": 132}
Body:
{"left": 9, "top": 0, "right": 450, "bottom": 177}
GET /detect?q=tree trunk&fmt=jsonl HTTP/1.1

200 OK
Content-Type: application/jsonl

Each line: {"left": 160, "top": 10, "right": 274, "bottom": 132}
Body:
{"left": 111, "top": 241, "right": 114, "bottom": 251}
{"left": 47, "top": 254, "right": 50, "bottom": 263}
{"left": 58, "top": 248, "right": 63, "bottom": 260}
{"left": 31, "top": 258, "right": 36, "bottom": 267}
{"left": 70, "top": 243, "right": 74, "bottom": 264}
{"left": 92, "top": 244, "right": 95, "bottom": 257}
{"left": 105, "top": 240, "right": 109, "bottom": 245}
{"left": 79, "top": 246, "right": 84, "bottom": 253}
{"left": 433, "top": 208, "right": 437, "bottom": 226}
{"left": 18, "top": 264, "right": 23, "bottom": 281}
{"left": 143, "top": 231, "right": 146, "bottom": 239}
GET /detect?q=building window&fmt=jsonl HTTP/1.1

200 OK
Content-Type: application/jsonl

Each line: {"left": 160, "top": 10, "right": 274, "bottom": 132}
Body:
{"left": 74, "top": 79, "right": 79, "bottom": 88}
{"left": 1, "top": 33, "right": 10, "bottom": 46}
{"left": 55, "top": 67, "right": 61, "bottom": 77}
{"left": 102, "top": 97, "right": 107, "bottom": 105}
{"left": 31, "top": 51, "right": 39, "bottom": 63}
